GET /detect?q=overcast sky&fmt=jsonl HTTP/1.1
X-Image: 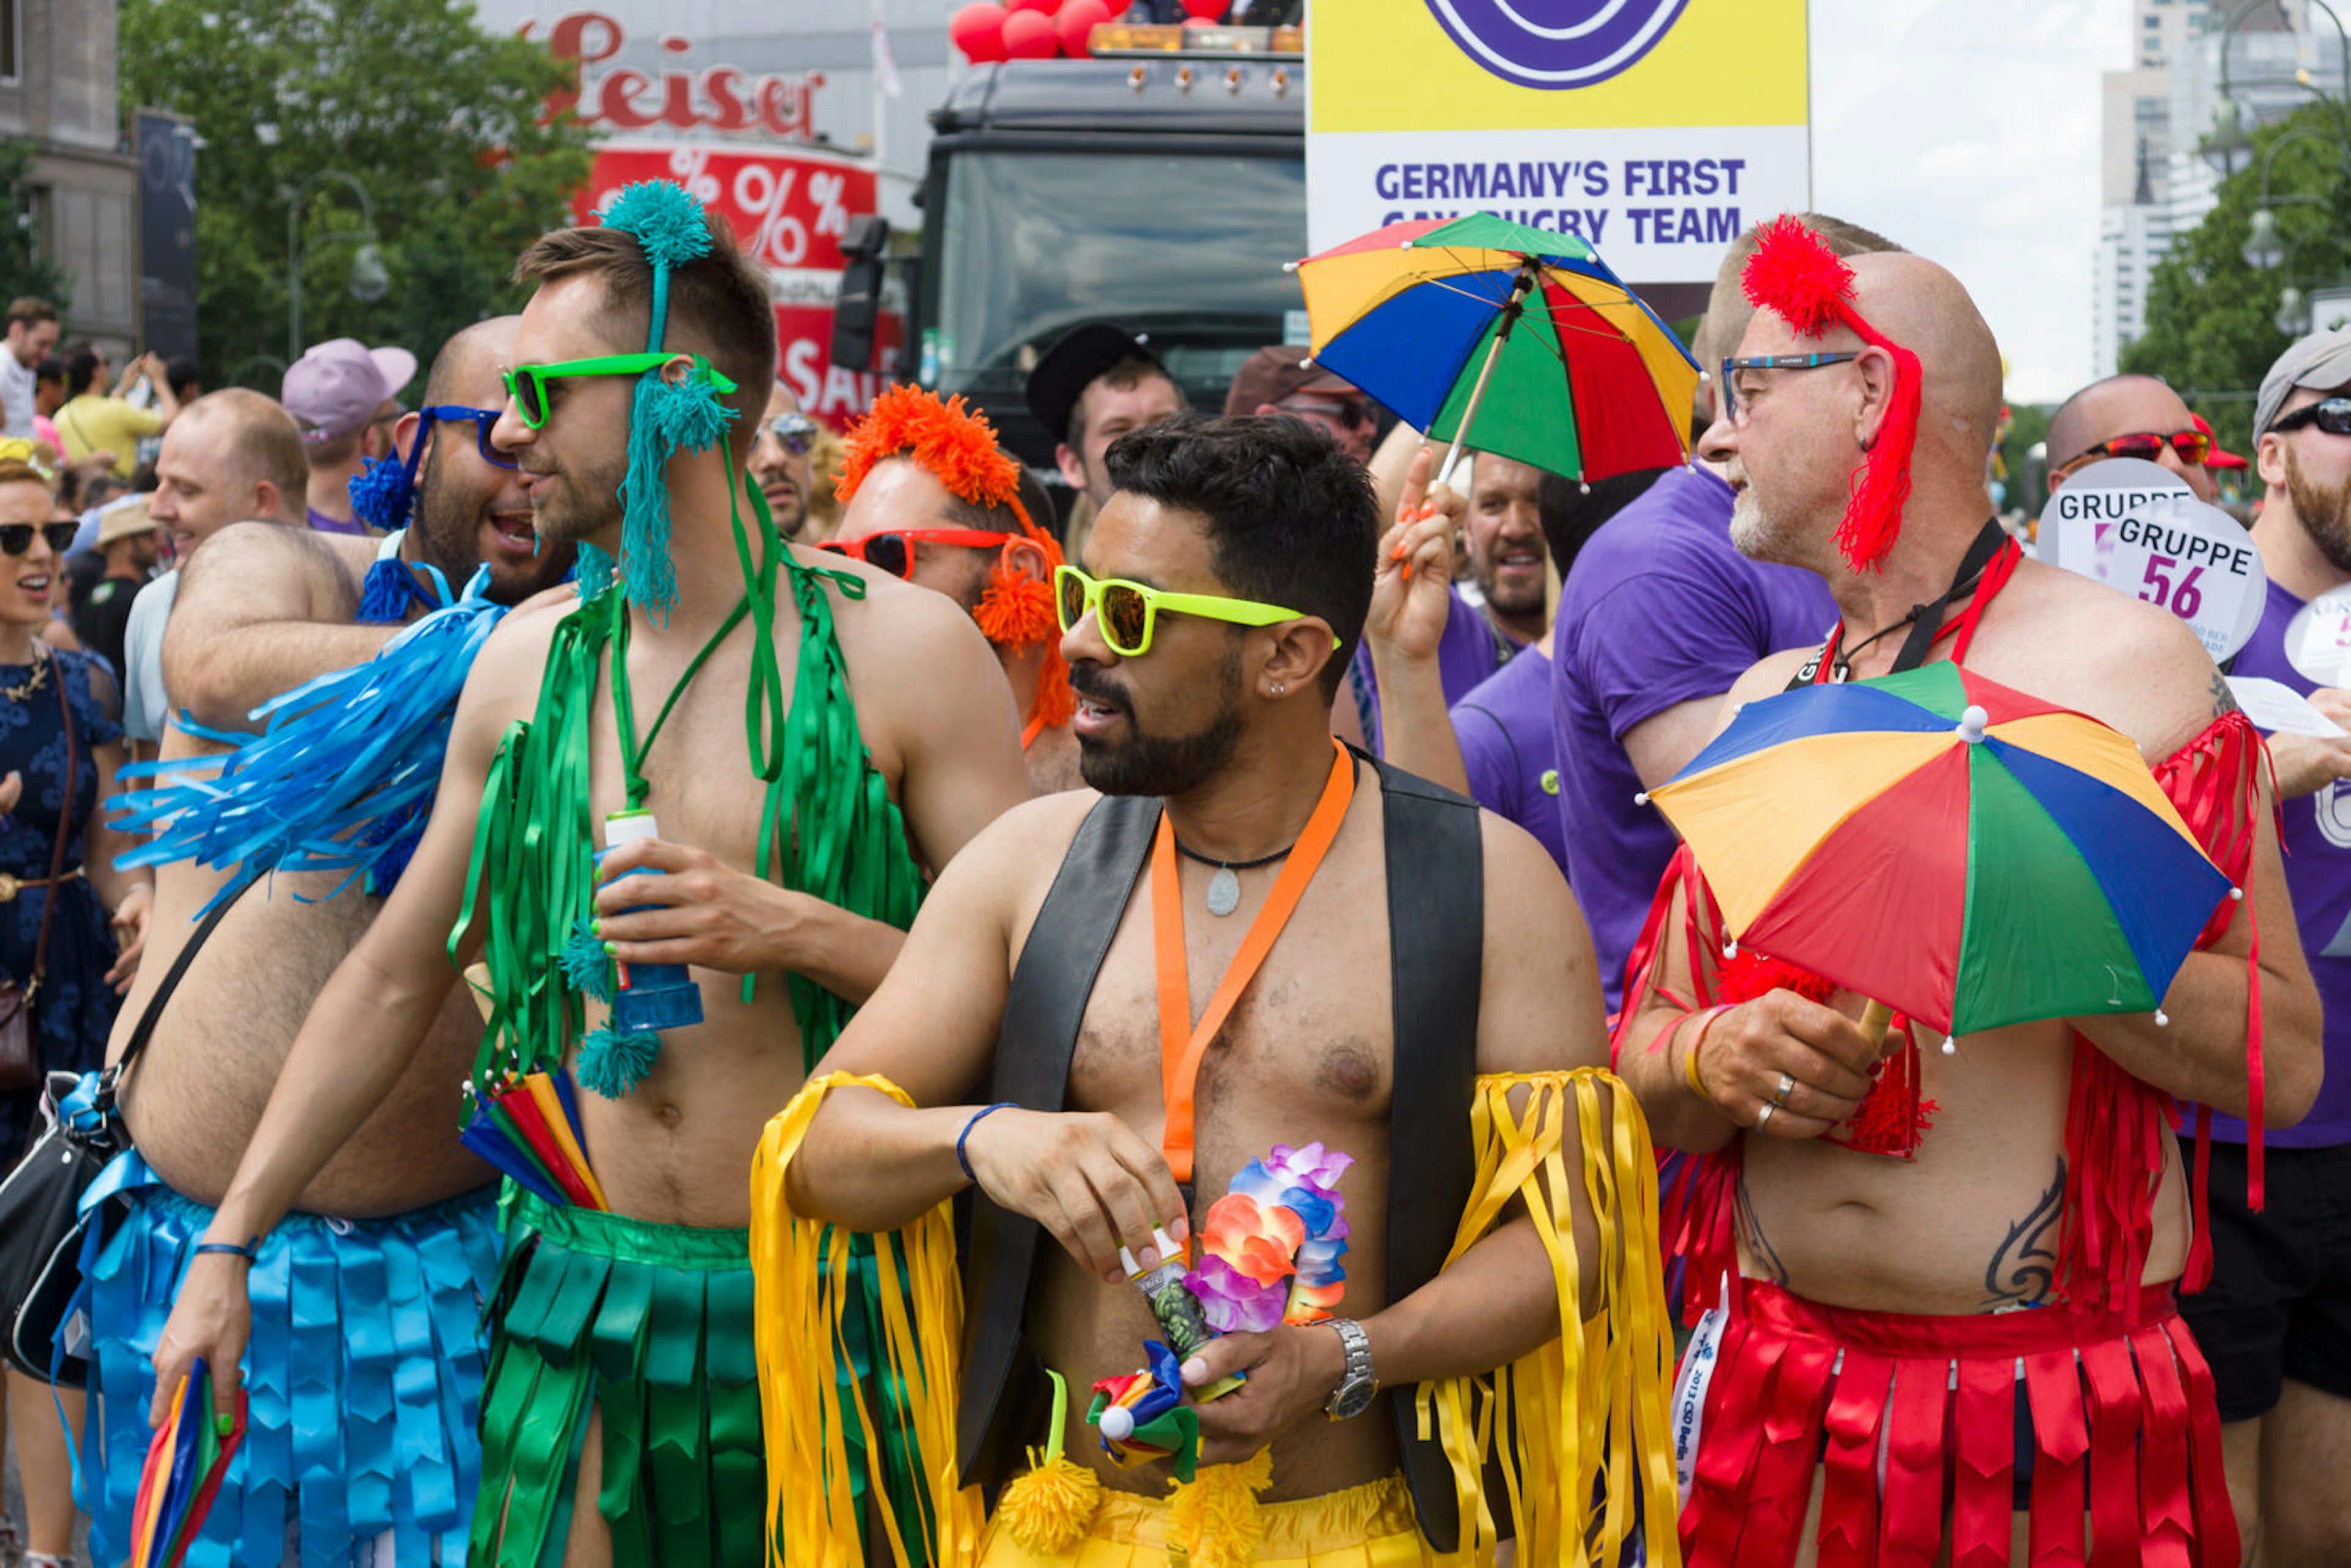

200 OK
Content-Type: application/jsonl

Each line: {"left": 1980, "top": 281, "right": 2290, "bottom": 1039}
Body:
{"left": 1810, "top": 0, "right": 2131, "bottom": 407}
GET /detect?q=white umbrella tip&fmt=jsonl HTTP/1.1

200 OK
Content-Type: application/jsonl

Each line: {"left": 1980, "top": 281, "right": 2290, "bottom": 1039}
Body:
{"left": 1955, "top": 705, "right": 1990, "bottom": 744}
{"left": 1282, "top": 260, "right": 1299, "bottom": 272}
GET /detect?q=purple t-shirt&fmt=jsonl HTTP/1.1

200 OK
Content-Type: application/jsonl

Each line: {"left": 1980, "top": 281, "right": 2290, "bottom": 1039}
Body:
{"left": 1452, "top": 650, "right": 1567, "bottom": 877}
{"left": 1550, "top": 466, "right": 1837, "bottom": 1009}
{"left": 2205, "top": 577, "right": 2351, "bottom": 1146}
{"left": 1351, "top": 587, "right": 1522, "bottom": 756}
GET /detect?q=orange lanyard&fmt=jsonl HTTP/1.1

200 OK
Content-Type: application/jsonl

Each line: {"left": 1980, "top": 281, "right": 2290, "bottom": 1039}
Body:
{"left": 1150, "top": 738, "right": 1355, "bottom": 1185}
{"left": 1020, "top": 710, "right": 1048, "bottom": 750}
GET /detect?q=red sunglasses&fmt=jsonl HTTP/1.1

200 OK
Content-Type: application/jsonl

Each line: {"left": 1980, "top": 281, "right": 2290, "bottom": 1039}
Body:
{"left": 816, "top": 528, "right": 1010, "bottom": 579}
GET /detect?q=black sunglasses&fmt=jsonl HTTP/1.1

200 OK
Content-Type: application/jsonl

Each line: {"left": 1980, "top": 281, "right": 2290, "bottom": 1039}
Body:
{"left": 419, "top": 405, "right": 518, "bottom": 470}
{"left": 2270, "top": 396, "right": 2351, "bottom": 437}
{"left": 0, "top": 522, "right": 77, "bottom": 557}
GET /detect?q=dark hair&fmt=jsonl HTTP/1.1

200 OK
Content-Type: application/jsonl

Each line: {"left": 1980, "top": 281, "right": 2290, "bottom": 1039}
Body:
{"left": 64, "top": 344, "right": 105, "bottom": 397}
{"left": 32, "top": 356, "right": 66, "bottom": 390}
{"left": 1538, "top": 467, "right": 1670, "bottom": 579}
{"left": 4, "top": 299, "right": 57, "bottom": 332}
{"left": 165, "top": 356, "right": 201, "bottom": 402}
{"left": 514, "top": 217, "right": 776, "bottom": 449}
{"left": 1103, "top": 412, "right": 1379, "bottom": 697}
{"left": 1068, "top": 354, "right": 1182, "bottom": 448}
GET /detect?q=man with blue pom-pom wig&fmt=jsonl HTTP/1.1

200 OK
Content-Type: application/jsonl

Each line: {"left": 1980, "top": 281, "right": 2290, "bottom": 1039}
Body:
{"left": 151, "top": 186, "right": 1031, "bottom": 1563}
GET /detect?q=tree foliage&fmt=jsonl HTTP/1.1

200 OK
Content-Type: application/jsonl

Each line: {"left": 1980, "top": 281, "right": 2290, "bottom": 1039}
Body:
{"left": 119, "top": 0, "right": 593, "bottom": 389}
{"left": 2124, "top": 102, "right": 2351, "bottom": 456}
{"left": 0, "top": 143, "right": 75, "bottom": 311}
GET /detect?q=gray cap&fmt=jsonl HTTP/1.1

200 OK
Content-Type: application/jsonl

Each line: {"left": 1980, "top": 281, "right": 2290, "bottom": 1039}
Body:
{"left": 2257, "top": 326, "right": 2351, "bottom": 438}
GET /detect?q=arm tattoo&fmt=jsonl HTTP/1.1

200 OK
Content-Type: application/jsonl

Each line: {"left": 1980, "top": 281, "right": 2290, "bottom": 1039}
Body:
{"left": 1980, "top": 1160, "right": 2063, "bottom": 1310}
{"left": 2211, "top": 670, "right": 2240, "bottom": 720}
{"left": 1733, "top": 1171, "right": 1790, "bottom": 1287}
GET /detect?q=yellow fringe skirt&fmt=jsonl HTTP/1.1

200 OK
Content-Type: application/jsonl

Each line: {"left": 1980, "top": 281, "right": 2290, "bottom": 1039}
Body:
{"left": 975, "top": 1473, "right": 1441, "bottom": 1567}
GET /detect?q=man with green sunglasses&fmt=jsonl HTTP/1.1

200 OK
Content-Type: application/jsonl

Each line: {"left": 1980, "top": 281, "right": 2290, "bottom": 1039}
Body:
{"left": 762, "top": 413, "right": 1669, "bottom": 1566}
{"left": 154, "top": 189, "right": 1030, "bottom": 1565}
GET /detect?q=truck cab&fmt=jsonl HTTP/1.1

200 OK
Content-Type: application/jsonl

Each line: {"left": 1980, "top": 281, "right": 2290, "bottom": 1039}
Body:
{"left": 900, "top": 31, "right": 1307, "bottom": 468}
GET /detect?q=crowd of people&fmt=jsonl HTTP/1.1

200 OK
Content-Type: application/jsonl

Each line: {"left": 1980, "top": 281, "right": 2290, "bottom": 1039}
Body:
{"left": 0, "top": 182, "right": 2336, "bottom": 1568}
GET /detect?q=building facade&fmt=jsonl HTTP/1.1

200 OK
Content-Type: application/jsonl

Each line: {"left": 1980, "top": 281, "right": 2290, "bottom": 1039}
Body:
{"left": 1, "top": 0, "right": 139, "bottom": 355}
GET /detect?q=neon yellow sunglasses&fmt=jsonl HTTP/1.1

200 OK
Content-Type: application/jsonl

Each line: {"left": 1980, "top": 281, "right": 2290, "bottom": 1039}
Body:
{"left": 502, "top": 353, "right": 738, "bottom": 429}
{"left": 1054, "top": 564, "right": 1337, "bottom": 657}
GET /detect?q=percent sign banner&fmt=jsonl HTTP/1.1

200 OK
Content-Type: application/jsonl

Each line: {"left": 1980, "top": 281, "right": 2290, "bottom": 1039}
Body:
{"left": 573, "top": 142, "right": 876, "bottom": 274}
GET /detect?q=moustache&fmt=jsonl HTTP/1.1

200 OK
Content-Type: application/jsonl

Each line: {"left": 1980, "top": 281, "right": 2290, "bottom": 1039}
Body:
{"left": 1068, "top": 666, "right": 1132, "bottom": 713}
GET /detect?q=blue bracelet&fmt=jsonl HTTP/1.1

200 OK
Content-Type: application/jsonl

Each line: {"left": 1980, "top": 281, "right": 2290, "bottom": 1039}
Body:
{"left": 956, "top": 1101, "right": 1018, "bottom": 1184}
{"left": 195, "top": 1239, "right": 260, "bottom": 1264}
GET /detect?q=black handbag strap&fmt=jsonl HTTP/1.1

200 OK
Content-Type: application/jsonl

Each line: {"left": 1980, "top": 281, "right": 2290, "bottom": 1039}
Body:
{"left": 100, "top": 878, "right": 249, "bottom": 1108}
{"left": 23, "top": 650, "right": 77, "bottom": 996}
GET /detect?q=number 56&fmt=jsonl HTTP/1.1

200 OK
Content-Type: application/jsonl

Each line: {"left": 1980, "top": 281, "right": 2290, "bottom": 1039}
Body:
{"left": 2139, "top": 553, "right": 2206, "bottom": 618}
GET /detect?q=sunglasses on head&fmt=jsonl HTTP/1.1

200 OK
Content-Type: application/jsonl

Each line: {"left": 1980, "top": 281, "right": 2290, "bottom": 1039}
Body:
{"left": 418, "top": 405, "right": 518, "bottom": 470}
{"left": 2269, "top": 397, "right": 2351, "bottom": 437}
{"left": 768, "top": 412, "right": 819, "bottom": 455}
{"left": 501, "top": 353, "right": 738, "bottom": 430}
{"left": 0, "top": 522, "right": 77, "bottom": 557}
{"left": 816, "top": 528, "right": 1008, "bottom": 580}
{"left": 1053, "top": 564, "right": 1335, "bottom": 658}
{"left": 2060, "top": 429, "right": 2211, "bottom": 472}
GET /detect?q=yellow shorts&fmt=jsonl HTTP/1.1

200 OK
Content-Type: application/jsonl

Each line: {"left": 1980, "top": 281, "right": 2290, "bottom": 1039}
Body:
{"left": 976, "top": 1472, "right": 1442, "bottom": 1566}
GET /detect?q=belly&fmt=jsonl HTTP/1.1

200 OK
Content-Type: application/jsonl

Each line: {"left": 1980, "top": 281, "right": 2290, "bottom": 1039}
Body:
{"left": 1738, "top": 1022, "right": 2190, "bottom": 1313}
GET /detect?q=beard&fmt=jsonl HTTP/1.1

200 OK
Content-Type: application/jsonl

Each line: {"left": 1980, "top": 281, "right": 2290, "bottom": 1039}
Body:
{"left": 1073, "top": 650, "right": 1246, "bottom": 798}
{"left": 1477, "top": 552, "right": 1547, "bottom": 620}
{"left": 410, "top": 444, "right": 574, "bottom": 606}
{"left": 1727, "top": 469, "right": 1798, "bottom": 565}
{"left": 527, "top": 443, "right": 626, "bottom": 553}
{"left": 2285, "top": 441, "right": 2351, "bottom": 576}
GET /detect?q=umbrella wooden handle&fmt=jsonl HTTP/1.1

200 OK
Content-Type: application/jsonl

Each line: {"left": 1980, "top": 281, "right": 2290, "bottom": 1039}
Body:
{"left": 1858, "top": 999, "right": 1894, "bottom": 1048}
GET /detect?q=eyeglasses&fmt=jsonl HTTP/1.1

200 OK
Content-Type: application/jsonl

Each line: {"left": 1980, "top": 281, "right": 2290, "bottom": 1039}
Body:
{"left": 1054, "top": 564, "right": 1334, "bottom": 658}
{"left": 1719, "top": 353, "right": 1862, "bottom": 424}
{"left": 418, "top": 405, "right": 518, "bottom": 470}
{"left": 2054, "top": 428, "right": 2212, "bottom": 476}
{"left": 767, "top": 412, "right": 819, "bottom": 455}
{"left": 501, "top": 353, "right": 739, "bottom": 429}
{"left": 0, "top": 522, "right": 77, "bottom": 557}
{"left": 2268, "top": 397, "right": 2351, "bottom": 437}
{"left": 816, "top": 527, "right": 1009, "bottom": 579}
{"left": 1273, "top": 397, "right": 1374, "bottom": 434}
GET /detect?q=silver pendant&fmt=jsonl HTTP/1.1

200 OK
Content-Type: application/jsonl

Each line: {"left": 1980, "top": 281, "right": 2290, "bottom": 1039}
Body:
{"left": 1205, "top": 866, "right": 1242, "bottom": 917}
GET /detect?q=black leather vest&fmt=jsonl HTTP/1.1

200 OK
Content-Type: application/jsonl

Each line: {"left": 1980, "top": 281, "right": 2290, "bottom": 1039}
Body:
{"left": 954, "top": 754, "right": 1488, "bottom": 1551}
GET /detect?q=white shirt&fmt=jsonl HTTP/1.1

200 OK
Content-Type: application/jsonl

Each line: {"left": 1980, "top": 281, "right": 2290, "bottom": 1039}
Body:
{"left": 0, "top": 354, "right": 34, "bottom": 441}
{"left": 122, "top": 569, "right": 179, "bottom": 743}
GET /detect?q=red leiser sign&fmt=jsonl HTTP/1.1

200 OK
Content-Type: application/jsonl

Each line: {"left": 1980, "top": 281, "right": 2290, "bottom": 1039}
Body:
{"left": 527, "top": 10, "right": 823, "bottom": 140}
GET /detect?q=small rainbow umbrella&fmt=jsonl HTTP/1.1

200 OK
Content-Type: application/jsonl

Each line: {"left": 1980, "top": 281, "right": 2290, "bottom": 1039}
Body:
{"left": 1643, "top": 664, "right": 2234, "bottom": 1038}
{"left": 1291, "top": 214, "right": 1700, "bottom": 488}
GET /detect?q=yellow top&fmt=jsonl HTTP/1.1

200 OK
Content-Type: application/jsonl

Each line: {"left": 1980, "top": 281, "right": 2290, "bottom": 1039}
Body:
{"left": 54, "top": 395, "right": 163, "bottom": 479}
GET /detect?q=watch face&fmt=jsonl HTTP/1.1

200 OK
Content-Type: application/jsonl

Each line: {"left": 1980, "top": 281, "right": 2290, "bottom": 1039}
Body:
{"left": 1330, "top": 1377, "right": 1377, "bottom": 1420}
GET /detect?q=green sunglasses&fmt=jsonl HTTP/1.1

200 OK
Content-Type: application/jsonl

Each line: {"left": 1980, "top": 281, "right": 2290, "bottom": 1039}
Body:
{"left": 501, "top": 353, "right": 739, "bottom": 429}
{"left": 1054, "top": 565, "right": 1337, "bottom": 657}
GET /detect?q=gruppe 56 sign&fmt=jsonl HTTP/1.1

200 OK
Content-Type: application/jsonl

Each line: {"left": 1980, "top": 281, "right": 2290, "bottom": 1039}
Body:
{"left": 1307, "top": 0, "right": 1811, "bottom": 283}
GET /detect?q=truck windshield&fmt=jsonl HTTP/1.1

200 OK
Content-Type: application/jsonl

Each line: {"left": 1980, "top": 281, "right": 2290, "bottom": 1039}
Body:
{"left": 934, "top": 149, "right": 1307, "bottom": 398}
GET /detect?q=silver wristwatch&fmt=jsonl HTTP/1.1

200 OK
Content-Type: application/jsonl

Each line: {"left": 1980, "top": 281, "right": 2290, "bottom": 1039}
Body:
{"left": 1321, "top": 1318, "right": 1378, "bottom": 1420}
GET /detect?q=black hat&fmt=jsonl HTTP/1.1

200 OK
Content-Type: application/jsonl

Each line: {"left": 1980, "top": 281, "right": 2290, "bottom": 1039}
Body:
{"left": 1026, "top": 323, "right": 1163, "bottom": 447}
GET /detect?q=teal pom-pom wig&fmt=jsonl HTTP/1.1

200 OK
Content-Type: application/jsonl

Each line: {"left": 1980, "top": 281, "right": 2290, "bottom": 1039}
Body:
{"left": 598, "top": 181, "right": 714, "bottom": 278}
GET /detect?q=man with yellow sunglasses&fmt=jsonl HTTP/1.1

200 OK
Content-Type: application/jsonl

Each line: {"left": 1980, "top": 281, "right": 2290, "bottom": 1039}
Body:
{"left": 756, "top": 412, "right": 1675, "bottom": 1568}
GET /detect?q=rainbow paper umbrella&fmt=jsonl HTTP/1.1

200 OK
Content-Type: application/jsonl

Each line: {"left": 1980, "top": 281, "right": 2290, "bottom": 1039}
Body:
{"left": 1644, "top": 663, "right": 2235, "bottom": 1038}
{"left": 1291, "top": 214, "right": 1700, "bottom": 488}
{"left": 460, "top": 1069, "right": 609, "bottom": 1210}
{"left": 127, "top": 1358, "right": 247, "bottom": 1568}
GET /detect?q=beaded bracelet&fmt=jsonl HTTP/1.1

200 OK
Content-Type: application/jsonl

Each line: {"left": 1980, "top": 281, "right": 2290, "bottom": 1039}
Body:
{"left": 956, "top": 1101, "right": 1018, "bottom": 1183}
{"left": 1681, "top": 1006, "right": 1731, "bottom": 1102}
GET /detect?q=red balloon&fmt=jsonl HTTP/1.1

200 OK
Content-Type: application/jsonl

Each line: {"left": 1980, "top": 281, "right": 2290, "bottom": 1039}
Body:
{"left": 950, "top": 1, "right": 1009, "bottom": 62}
{"left": 1182, "top": 0, "right": 1226, "bottom": 18}
{"left": 1007, "top": 0, "right": 1058, "bottom": 12}
{"left": 1056, "top": 0, "right": 1112, "bottom": 56}
{"left": 1000, "top": 7, "right": 1059, "bottom": 56}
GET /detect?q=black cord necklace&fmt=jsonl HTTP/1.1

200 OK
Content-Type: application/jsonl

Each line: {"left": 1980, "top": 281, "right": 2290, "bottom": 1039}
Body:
{"left": 1172, "top": 839, "right": 1295, "bottom": 917}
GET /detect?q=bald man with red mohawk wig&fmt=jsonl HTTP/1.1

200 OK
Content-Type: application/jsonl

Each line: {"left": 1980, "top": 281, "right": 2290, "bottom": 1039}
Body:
{"left": 828, "top": 386, "right": 1084, "bottom": 793}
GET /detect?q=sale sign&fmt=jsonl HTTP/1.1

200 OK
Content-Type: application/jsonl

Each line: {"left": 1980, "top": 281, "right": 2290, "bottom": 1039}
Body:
{"left": 2042, "top": 459, "right": 2265, "bottom": 660}
{"left": 573, "top": 142, "right": 875, "bottom": 274}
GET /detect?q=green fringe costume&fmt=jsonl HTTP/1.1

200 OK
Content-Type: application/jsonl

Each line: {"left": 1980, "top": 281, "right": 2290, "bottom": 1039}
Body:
{"left": 452, "top": 179, "right": 929, "bottom": 1566}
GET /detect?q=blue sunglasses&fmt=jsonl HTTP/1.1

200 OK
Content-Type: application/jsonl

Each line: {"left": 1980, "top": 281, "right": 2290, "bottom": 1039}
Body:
{"left": 416, "top": 405, "right": 518, "bottom": 471}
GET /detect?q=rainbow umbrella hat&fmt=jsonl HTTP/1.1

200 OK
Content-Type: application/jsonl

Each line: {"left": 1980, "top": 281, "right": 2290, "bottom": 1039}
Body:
{"left": 1291, "top": 214, "right": 1700, "bottom": 488}
{"left": 1642, "top": 664, "right": 2234, "bottom": 1038}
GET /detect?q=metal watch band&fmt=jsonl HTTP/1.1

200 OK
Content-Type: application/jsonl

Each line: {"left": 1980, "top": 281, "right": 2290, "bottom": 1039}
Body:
{"left": 1322, "top": 1316, "right": 1376, "bottom": 1419}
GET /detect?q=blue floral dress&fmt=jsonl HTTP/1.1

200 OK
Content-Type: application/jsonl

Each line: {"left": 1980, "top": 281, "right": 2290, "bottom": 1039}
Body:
{"left": 0, "top": 648, "right": 124, "bottom": 1167}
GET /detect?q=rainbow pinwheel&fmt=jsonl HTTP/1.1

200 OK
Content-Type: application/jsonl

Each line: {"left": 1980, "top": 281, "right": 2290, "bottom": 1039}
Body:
{"left": 127, "top": 1359, "right": 247, "bottom": 1568}
{"left": 1087, "top": 1341, "right": 1200, "bottom": 1482}
{"left": 459, "top": 1069, "right": 609, "bottom": 1211}
{"left": 1292, "top": 214, "right": 1699, "bottom": 487}
{"left": 1644, "top": 664, "right": 2235, "bottom": 1037}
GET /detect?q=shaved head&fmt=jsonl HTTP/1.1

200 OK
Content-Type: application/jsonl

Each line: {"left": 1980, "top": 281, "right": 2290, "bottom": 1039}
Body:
{"left": 421, "top": 317, "right": 519, "bottom": 407}
{"left": 1843, "top": 251, "right": 2006, "bottom": 476}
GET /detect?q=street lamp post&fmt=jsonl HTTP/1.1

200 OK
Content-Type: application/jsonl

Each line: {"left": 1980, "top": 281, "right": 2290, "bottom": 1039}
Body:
{"left": 287, "top": 170, "right": 391, "bottom": 364}
{"left": 2201, "top": 0, "right": 2351, "bottom": 176}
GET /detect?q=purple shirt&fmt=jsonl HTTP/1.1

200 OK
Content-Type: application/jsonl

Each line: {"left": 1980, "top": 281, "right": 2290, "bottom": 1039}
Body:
{"left": 1550, "top": 466, "right": 1837, "bottom": 1009}
{"left": 2205, "top": 577, "right": 2351, "bottom": 1146}
{"left": 1452, "top": 650, "right": 1567, "bottom": 877}
{"left": 1351, "top": 587, "right": 1523, "bottom": 756}
{"left": 307, "top": 506, "right": 367, "bottom": 537}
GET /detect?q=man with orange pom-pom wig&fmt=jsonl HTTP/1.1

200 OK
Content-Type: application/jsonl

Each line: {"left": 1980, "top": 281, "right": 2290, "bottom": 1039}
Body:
{"left": 828, "top": 385, "right": 1084, "bottom": 793}
{"left": 1612, "top": 216, "right": 2322, "bottom": 1566}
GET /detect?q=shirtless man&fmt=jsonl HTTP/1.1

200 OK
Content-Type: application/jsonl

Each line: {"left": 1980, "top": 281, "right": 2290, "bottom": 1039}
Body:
{"left": 756, "top": 414, "right": 1676, "bottom": 1566}
{"left": 1613, "top": 220, "right": 2321, "bottom": 1566}
{"left": 825, "top": 384, "right": 1082, "bottom": 793}
{"left": 151, "top": 190, "right": 1029, "bottom": 1566}
{"left": 78, "top": 317, "right": 576, "bottom": 1566}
